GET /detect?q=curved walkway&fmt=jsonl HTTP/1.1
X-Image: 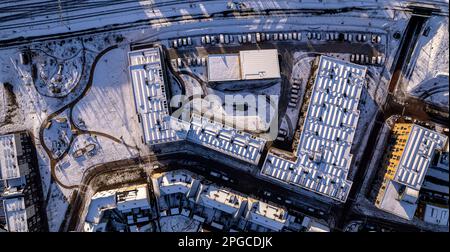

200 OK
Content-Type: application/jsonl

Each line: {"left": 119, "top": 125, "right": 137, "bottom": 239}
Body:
{"left": 39, "top": 44, "right": 139, "bottom": 191}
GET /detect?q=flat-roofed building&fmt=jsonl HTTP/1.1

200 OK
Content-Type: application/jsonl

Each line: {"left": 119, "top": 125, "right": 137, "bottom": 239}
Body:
{"left": 83, "top": 184, "right": 153, "bottom": 232}
{"left": 245, "top": 200, "right": 288, "bottom": 231}
{"left": 148, "top": 170, "right": 311, "bottom": 232}
{"left": 153, "top": 169, "right": 198, "bottom": 197}
{"left": 187, "top": 114, "right": 266, "bottom": 164}
{"left": 130, "top": 48, "right": 267, "bottom": 165}
{"left": 129, "top": 47, "right": 189, "bottom": 145}
{"left": 116, "top": 185, "right": 151, "bottom": 214}
{"left": 195, "top": 184, "right": 247, "bottom": 219}
{"left": 260, "top": 56, "right": 367, "bottom": 202}
{"left": 207, "top": 49, "right": 280, "bottom": 82}
{"left": 375, "top": 123, "right": 448, "bottom": 220}
{"left": 207, "top": 54, "right": 241, "bottom": 82}
{"left": 2, "top": 196, "right": 41, "bottom": 232}
{"left": 0, "top": 132, "right": 47, "bottom": 232}
{"left": 423, "top": 204, "right": 448, "bottom": 226}
{"left": 239, "top": 49, "right": 280, "bottom": 80}
{"left": 0, "top": 134, "right": 30, "bottom": 181}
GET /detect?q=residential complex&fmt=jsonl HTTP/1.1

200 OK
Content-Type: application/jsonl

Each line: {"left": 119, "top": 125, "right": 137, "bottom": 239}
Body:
{"left": 0, "top": 132, "right": 47, "bottom": 232}
{"left": 0, "top": 0, "right": 448, "bottom": 235}
{"left": 375, "top": 123, "right": 448, "bottom": 220}
{"left": 261, "top": 56, "right": 367, "bottom": 202}
{"left": 83, "top": 184, "right": 154, "bottom": 232}
{"left": 148, "top": 169, "right": 328, "bottom": 232}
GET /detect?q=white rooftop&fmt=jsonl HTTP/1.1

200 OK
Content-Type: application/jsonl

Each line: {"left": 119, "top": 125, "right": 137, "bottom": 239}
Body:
{"left": 377, "top": 125, "right": 447, "bottom": 221}
{"left": 379, "top": 180, "right": 418, "bottom": 220}
{"left": 129, "top": 48, "right": 188, "bottom": 145}
{"left": 197, "top": 184, "right": 246, "bottom": 216}
{"left": 261, "top": 56, "right": 367, "bottom": 202}
{"left": 0, "top": 134, "right": 22, "bottom": 180}
{"left": 187, "top": 114, "right": 266, "bottom": 164}
{"left": 129, "top": 48, "right": 267, "bottom": 165}
{"left": 207, "top": 54, "right": 241, "bottom": 82}
{"left": 158, "top": 170, "right": 193, "bottom": 195}
{"left": 239, "top": 49, "right": 280, "bottom": 80}
{"left": 3, "top": 196, "right": 28, "bottom": 232}
{"left": 207, "top": 49, "right": 280, "bottom": 82}
{"left": 84, "top": 184, "right": 150, "bottom": 226}
{"left": 84, "top": 189, "right": 117, "bottom": 224}
{"left": 247, "top": 200, "right": 287, "bottom": 231}
{"left": 393, "top": 124, "right": 447, "bottom": 190}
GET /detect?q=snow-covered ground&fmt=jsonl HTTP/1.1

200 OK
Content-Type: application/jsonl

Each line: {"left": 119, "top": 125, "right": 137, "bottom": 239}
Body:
{"left": 72, "top": 46, "right": 146, "bottom": 153}
{"left": 31, "top": 39, "right": 84, "bottom": 97}
{"left": 0, "top": 0, "right": 435, "bottom": 41}
{"left": 403, "top": 16, "right": 449, "bottom": 108}
{"left": 159, "top": 215, "right": 201, "bottom": 232}
{"left": 46, "top": 183, "right": 72, "bottom": 232}
{"left": 280, "top": 53, "right": 314, "bottom": 139}
{"left": 54, "top": 135, "right": 139, "bottom": 187}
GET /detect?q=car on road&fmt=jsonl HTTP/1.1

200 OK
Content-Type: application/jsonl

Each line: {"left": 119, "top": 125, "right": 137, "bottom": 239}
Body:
{"left": 284, "top": 199, "right": 292, "bottom": 204}
{"left": 263, "top": 191, "right": 272, "bottom": 197}
{"left": 210, "top": 171, "right": 221, "bottom": 177}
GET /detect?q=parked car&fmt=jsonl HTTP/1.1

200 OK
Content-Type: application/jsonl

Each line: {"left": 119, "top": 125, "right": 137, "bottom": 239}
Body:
{"left": 210, "top": 171, "right": 221, "bottom": 177}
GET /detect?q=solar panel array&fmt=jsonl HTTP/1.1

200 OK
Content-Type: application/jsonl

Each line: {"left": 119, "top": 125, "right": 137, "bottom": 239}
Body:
{"left": 187, "top": 114, "right": 266, "bottom": 164}
{"left": 394, "top": 124, "right": 447, "bottom": 190}
{"left": 129, "top": 48, "right": 183, "bottom": 145}
{"left": 261, "top": 56, "right": 367, "bottom": 202}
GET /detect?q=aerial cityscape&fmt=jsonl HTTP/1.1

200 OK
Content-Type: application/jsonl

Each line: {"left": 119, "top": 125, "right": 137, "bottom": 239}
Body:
{"left": 0, "top": 0, "right": 448, "bottom": 235}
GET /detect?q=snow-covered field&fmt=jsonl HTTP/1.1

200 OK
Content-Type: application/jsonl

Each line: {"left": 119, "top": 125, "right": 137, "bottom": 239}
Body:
{"left": 0, "top": 0, "right": 433, "bottom": 41}
{"left": 159, "top": 215, "right": 201, "bottom": 232}
{"left": 55, "top": 135, "right": 139, "bottom": 187}
{"left": 72, "top": 46, "right": 146, "bottom": 153}
{"left": 46, "top": 183, "right": 72, "bottom": 232}
{"left": 404, "top": 16, "right": 449, "bottom": 108}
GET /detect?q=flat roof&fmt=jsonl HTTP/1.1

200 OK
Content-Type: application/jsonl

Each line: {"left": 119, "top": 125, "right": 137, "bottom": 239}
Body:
{"left": 0, "top": 134, "right": 22, "bottom": 180}
{"left": 129, "top": 48, "right": 187, "bottom": 145}
{"left": 116, "top": 185, "right": 150, "bottom": 212}
{"left": 3, "top": 196, "right": 28, "bottom": 232}
{"left": 129, "top": 49, "right": 267, "bottom": 165}
{"left": 424, "top": 204, "right": 449, "bottom": 226}
{"left": 393, "top": 124, "right": 447, "bottom": 190}
{"left": 379, "top": 180, "right": 418, "bottom": 220}
{"left": 247, "top": 200, "right": 287, "bottom": 231}
{"left": 158, "top": 170, "right": 193, "bottom": 195}
{"left": 197, "top": 184, "right": 246, "bottom": 215}
{"left": 207, "top": 49, "right": 280, "bottom": 82}
{"left": 187, "top": 114, "right": 266, "bottom": 164}
{"left": 84, "top": 184, "right": 150, "bottom": 225}
{"left": 84, "top": 189, "right": 116, "bottom": 224}
{"left": 207, "top": 54, "right": 241, "bottom": 82}
{"left": 239, "top": 49, "right": 280, "bottom": 80}
{"left": 261, "top": 56, "right": 367, "bottom": 202}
